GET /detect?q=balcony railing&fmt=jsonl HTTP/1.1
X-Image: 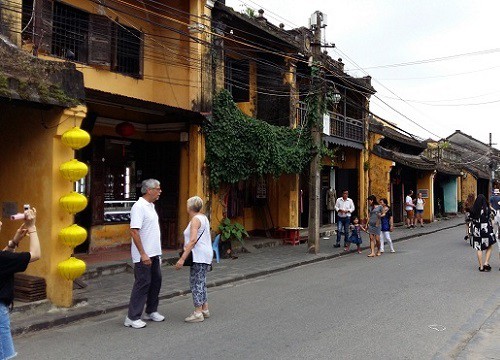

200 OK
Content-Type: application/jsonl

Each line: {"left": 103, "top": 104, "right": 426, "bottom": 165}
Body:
{"left": 296, "top": 104, "right": 365, "bottom": 144}
{"left": 328, "top": 112, "right": 365, "bottom": 144}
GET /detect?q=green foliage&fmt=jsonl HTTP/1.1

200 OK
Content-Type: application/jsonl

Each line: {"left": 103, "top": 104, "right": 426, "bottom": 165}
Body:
{"left": 218, "top": 218, "right": 249, "bottom": 242}
{"left": 242, "top": 7, "right": 256, "bottom": 17}
{"left": 204, "top": 90, "right": 312, "bottom": 191}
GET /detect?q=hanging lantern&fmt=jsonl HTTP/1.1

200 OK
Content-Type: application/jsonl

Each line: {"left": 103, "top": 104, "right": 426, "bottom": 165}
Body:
{"left": 59, "top": 159, "right": 88, "bottom": 182}
{"left": 61, "top": 127, "right": 91, "bottom": 150}
{"left": 115, "top": 122, "right": 136, "bottom": 137}
{"left": 57, "top": 257, "right": 86, "bottom": 281}
{"left": 59, "top": 192, "right": 88, "bottom": 214}
{"left": 59, "top": 224, "right": 87, "bottom": 248}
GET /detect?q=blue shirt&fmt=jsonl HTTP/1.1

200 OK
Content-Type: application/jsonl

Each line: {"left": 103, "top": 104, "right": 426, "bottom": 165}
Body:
{"left": 490, "top": 195, "right": 500, "bottom": 211}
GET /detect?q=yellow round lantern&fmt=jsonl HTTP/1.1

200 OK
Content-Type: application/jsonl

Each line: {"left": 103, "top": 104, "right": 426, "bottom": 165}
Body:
{"left": 61, "top": 127, "right": 91, "bottom": 150}
{"left": 59, "top": 224, "right": 87, "bottom": 248}
{"left": 59, "top": 192, "right": 88, "bottom": 214}
{"left": 58, "top": 257, "right": 86, "bottom": 281}
{"left": 59, "top": 159, "right": 88, "bottom": 182}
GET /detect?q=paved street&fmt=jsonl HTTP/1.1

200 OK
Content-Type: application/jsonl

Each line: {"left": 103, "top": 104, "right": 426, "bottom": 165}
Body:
{"left": 12, "top": 222, "right": 500, "bottom": 359}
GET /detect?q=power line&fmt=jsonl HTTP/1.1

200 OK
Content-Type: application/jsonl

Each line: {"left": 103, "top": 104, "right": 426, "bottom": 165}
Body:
{"left": 346, "top": 47, "right": 500, "bottom": 71}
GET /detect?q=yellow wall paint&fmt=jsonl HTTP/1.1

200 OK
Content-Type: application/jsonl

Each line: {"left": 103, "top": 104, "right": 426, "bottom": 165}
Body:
{"left": 89, "top": 224, "right": 130, "bottom": 251}
{"left": 416, "top": 172, "right": 434, "bottom": 222}
{"left": 0, "top": 104, "right": 86, "bottom": 307}
{"left": 461, "top": 172, "right": 477, "bottom": 204}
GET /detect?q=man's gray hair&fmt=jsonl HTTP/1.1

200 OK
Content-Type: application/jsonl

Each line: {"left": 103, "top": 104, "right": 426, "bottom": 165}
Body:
{"left": 187, "top": 196, "right": 203, "bottom": 212}
{"left": 141, "top": 179, "right": 160, "bottom": 194}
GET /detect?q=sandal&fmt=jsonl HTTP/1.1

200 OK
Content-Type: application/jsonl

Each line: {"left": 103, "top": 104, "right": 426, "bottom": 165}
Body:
{"left": 367, "top": 253, "right": 375, "bottom": 257}
{"left": 479, "top": 267, "right": 485, "bottom": 272}
{"left": 484, "top": 264, "right": 491, "bottom": 272}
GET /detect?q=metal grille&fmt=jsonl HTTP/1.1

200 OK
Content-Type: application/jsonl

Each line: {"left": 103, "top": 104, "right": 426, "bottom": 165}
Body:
{"left": 52, "top": 1, "right": 89, "bottom": 61}
{"left": 116, "top": 25, "right": 141, "bottom": 76}
{"left": 21, "top": 0, "right": 34, "bottom": 41}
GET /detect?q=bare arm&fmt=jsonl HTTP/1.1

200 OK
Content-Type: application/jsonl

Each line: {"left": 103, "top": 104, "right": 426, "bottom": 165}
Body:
{"left": 175, "top": 217, "right": 201, "bottom": 269}
{"left": 7, "top": 209, "right": 41, "bottom": 262}
{"left": 130, "top": 228, "right": 151, "bottom": 266}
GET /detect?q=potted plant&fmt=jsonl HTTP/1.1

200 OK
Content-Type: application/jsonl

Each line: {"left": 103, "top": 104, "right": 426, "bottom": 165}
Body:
{"left": 218, "top": 218, "right": 249, "bottom": 258}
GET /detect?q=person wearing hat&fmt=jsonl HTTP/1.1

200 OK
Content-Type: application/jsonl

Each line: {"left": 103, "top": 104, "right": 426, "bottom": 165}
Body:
{"left": 490, "top": 188, "right": 500, "bottom": 269}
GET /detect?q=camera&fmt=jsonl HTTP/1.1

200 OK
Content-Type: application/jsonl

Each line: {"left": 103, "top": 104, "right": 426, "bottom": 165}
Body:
{"left": 10, "top": 204, "right": 30, "bottom": 220}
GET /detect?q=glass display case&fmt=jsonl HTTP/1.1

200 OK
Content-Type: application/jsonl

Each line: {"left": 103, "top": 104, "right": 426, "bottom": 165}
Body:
{"left": 103, "top": 200, "right": 136, "bottom": 223}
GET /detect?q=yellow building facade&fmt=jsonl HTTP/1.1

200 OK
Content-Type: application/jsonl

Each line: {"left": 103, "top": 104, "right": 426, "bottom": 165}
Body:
{"left": 1, "top": 0, "right": 213, "bottom": 306}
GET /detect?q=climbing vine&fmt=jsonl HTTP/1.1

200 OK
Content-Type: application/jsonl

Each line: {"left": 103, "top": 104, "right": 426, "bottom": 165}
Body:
{"left": 204, "top": 90, "right": 312, "bottom": 192}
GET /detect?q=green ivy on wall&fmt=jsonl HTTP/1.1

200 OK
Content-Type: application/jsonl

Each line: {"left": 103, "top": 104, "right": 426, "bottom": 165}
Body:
{"left": 204, "top": 90, "right": 312, "bottom": 192}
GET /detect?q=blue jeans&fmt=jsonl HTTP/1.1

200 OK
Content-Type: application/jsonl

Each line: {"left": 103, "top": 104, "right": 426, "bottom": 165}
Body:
{"left": 0, "top": 303, "right": 16, "bottom": 360}
{"left": 336, "top": 217, "right": 350, "bottom": 246}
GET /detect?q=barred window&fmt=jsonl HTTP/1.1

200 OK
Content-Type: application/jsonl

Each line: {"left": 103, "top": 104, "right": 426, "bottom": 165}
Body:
{"left": 115, "top": 25, "right": 142, "bottom": 77}
{"left": 52, "top": 1, "right": 89, "bottom": 62}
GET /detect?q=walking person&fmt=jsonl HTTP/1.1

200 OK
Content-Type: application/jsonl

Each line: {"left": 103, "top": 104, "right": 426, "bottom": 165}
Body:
{"left": 334, "top": 190, "right": 355, "bottom": 248}
{"left": 366, "top": 195, "right": 384, "bottom": 257}
{"left": 346, "top": 216, "right": 363, "bottom": 254}
{"left": 379, "top": 198, "right": 395, "bottom": 253}
{"left": 124, "top": 179, "right": 165, "bottom": 329}
{"left": 175, "top": 196, "right": 213, "bottom": 323}
{"left": 1, "top": 207, "right": 40, "bottom": 360}
{"left": 489, "top": 188, "right": 500, "bottom": 269}
{"left": 469, "top": 194, "right": 496, "bottom": 272}
{"left": 405, "top": 190, "right": 415, "bottom": 228}
{"left": 415, "top": 192, "right": 426, "bottom": 227}
{"left": 464, "top": 193, "right": 475, "bottom": 243}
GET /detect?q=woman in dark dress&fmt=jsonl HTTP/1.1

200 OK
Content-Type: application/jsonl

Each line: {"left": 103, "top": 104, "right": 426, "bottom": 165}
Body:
{"left": 0, "top": 208, "right": 40, "bottom": 359}
{"left": 469, "top": 195, "right": 496, "bottom": 271}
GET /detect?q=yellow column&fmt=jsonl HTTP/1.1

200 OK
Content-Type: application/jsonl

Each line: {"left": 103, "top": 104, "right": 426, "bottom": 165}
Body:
{"left": 50, "top": 105, "right": 87, "bottom": 307}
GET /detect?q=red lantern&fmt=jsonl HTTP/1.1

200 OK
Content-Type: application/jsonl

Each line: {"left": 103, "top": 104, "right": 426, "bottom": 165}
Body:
{"left": 115, "top": 122, "right": 135, "bottom": 137}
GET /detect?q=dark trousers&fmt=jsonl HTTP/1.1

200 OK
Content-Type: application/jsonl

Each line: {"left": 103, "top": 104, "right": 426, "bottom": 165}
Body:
{"left": 127, "top": 256, "right": 162, "bottom": 320}
{"left": 336, "top": 217, "right": 350, "bottom": 246}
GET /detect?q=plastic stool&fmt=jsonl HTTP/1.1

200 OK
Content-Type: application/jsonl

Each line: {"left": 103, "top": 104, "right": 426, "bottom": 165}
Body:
{"left": 212, "top": 234, "right": 221, "bottom": 263}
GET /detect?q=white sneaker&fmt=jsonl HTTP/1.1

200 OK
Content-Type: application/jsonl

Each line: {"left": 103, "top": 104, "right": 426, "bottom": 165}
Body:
{"left": 201, "top": 310, "right": 210, "bottom": 318}
{"left": 390, "top": 250, "right": 396, "bottom": 253}
{"left": 143, "top": 312, "right": 165, "bottom": 322}
{"left": 124, "top": 317, "right": 147, "bottom": 329}
{"left": 184, "top": 312, "right": 204, "bottom": 323}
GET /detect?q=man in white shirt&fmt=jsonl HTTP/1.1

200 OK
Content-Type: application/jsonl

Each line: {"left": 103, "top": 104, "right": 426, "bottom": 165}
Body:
{"left": 405, "top": 190, "right": 415, "bottom": 229}
{"left": 124, "top": 179, "right": 165, "bottom": 329}
{"left": 334, "top": 190, "right": 355, "bottom": 248}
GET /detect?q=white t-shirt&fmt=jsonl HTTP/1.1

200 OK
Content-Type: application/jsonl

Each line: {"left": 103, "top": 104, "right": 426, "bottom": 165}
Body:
{"left": 183, "top": 214, "right": 213, "bottom": 265}
{"left": 130, "top": 197, "right": 162, "bottom": 263}
{"left": 416, "top": 198, "right": 424, "bottom": 210}
{"left": 405, "top": 196, "right": 414, "bottom": 211}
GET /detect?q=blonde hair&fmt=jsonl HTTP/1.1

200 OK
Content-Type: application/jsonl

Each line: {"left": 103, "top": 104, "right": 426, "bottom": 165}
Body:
{"left": 187, "top": 196, "right": 203, "bottom": 212}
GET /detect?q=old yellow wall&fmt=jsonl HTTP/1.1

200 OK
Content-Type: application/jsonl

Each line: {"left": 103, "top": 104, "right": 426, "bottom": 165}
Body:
{"left": 0, "top": 104, "right": 86, "bottom": 307}
{"left": 461, "top": 171, "right": 477, "bottom": 204}
{"left": 236, "top": 60, "right": 257, "bottom": 117}
{"left": 416, "top": 172, "right": 434, "bottom": 222}
{"left": 31, "top": 0, "right": 201, "bottom": 111}
{"left": 178, "top": 124, "right": 208, "bottom": 241}
{"left": 368, "top": 154, "right": 393, "bottom": 203}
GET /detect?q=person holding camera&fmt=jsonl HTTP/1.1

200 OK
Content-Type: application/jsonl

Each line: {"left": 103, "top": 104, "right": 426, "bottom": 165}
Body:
{"left": 0, "top": 207, "right": 40, "bottom": 360}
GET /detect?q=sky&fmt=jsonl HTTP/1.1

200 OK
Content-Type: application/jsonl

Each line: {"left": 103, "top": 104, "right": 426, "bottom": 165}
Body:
{"left": 225, "top": 0, "right": 500, "bottom": 148}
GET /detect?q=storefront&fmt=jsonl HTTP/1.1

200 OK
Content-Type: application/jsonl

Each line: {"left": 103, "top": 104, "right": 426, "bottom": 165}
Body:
{"left": 74, "top": 90, "right": 206, "bottom": 254}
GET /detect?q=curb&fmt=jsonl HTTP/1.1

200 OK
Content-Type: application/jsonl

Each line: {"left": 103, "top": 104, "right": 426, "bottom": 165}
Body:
{"left": 12, "top": 221, "right": 462, "bottom": 337}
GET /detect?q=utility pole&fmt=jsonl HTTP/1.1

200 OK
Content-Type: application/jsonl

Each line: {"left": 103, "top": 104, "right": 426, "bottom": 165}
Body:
{"left": 307, "top": 11, "right": 325, "bottom": 254}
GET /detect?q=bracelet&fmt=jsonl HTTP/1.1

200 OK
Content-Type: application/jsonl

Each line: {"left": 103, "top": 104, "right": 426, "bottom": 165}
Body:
{"left": 7, "top": 240, "right": 17, "bottom": 249}
{"left": 28, "top": 231, "right": 37, "bottom": 234}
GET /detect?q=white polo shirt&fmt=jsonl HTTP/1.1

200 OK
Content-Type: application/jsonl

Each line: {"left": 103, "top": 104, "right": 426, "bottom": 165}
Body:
{"left": 130, "top": 197, "right": 162, "bottom": 263}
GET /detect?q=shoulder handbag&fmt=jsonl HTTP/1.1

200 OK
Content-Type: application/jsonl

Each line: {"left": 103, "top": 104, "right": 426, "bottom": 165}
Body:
{"left": 179, "top": 229, "right": 205, "bottom": 267}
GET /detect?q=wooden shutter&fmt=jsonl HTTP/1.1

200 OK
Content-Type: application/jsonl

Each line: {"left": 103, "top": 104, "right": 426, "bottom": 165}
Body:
{"left": 88, "top": 14, "right": 111, "bottom": 66}
{"left": 34, "top": 0, "right": 53, "bottom": 55}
